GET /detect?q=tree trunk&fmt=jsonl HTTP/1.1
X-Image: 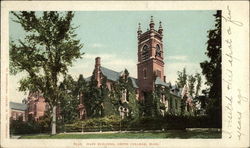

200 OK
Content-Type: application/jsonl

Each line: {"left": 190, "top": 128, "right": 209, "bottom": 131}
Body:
{"left": 52, "top": 106, "right": 57, "bottom": 135}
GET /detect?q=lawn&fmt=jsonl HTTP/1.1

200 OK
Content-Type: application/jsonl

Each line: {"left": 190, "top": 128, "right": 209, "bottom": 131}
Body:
{"left": 19, "top": 130, "right": 221, "bottom": 139}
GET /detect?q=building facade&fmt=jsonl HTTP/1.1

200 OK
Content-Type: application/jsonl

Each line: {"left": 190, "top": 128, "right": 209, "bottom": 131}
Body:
{"left": 82, "top": 17, "right": 194, "bottom": 118}
{"left": 25, "top": 92, "right": 48, "bottom": 121}
{"left": 137, "top": 16, "right": 165, "bottom": 101}
{"left": 10, "top": 102, "right": 27, "bottom": 121}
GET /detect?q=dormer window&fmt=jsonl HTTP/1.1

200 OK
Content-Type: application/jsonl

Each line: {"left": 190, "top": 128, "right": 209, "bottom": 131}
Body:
{"left": 141, "top": 45, "right": 149, "bottom": 61}
{"left": 156, "top": 44, "right": 161, "bottom": 57}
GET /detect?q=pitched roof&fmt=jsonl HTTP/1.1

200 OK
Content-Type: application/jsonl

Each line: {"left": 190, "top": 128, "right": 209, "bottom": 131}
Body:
{"left": 10, "top": 102, "right": 27, "bottom": 111}
{"left": 85, "top": 66, "right": 139, "bottom": 88}
{"left": 130, "top": 77, "right": 139, "bottom": 88}
{"left": 155, "top": 77, "right": 170, "bottom": 87}
{"left": 100, "top": 66, "right": 122, "bottom": 82}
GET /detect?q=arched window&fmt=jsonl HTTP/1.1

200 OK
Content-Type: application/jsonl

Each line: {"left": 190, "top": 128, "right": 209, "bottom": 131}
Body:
{"left": 141, "top": 45, "right": 149, "bottom": 61}
{"left": 156, "top": 44, "right": 161, "bottom": 57}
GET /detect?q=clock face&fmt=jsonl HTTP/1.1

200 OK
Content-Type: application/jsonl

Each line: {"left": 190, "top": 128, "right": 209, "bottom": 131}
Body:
{"left": 142, "top": 45, "right": 149, "bottom": 61}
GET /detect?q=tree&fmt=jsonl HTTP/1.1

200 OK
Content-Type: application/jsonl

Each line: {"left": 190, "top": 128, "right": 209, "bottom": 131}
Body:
{"left": 176, "top": 68, "right": 187, "bottom": 88}
{"left": 176, "top": 68, "right": 187, "bottom": 116}
{"left": 194, "top": 73, "right": 202, "bottom": 97}
{"left": 200, "top": 11, "right": 221, "bottom": 99}
{"left": 187, "top": 75, "right": 196, "bottom": 98}
{"left": 76, "top": 75, "right": 87, "bottom": 98}
{"left": 85, "top": 75, "right": 104, "bottom": 118}
{"left": 200, "top": 10, "right": 221, "bottom": 127}
{"left": 10, "top": 11, "right": 83, "bottom": 134}
{"left": 59, "top": 75, "right": 79, "bottom": 124}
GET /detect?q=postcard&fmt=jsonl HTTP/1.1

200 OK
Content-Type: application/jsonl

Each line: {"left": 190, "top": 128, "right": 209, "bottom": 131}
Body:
{"left": 1, "top": 1, "right": 249, "bottom": 148}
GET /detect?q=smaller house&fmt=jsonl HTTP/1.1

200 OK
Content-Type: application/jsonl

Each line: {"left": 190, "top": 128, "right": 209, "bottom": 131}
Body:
{"left": 10, "top": 102, "right": 27, "bottom": 121}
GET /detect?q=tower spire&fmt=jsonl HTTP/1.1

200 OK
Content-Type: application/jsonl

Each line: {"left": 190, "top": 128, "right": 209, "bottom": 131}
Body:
{"left": 149, "top": 16, "right": 155, "bottom": 30}
{"left": 137, "top": 23, "right": 142, "bottom": 36}
{"left": 158, "top": 21, "right": 163, "bottom": 35}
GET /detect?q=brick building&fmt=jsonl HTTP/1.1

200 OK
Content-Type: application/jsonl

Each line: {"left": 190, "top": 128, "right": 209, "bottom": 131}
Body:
{"left": 81, "top": 17, "right": 194, "bottom": 118}
{"left": 10, "top": 102, "right": 27, "bottom": 121}
{"left": 25, "top": 92, "right": 48, "bottom": 121}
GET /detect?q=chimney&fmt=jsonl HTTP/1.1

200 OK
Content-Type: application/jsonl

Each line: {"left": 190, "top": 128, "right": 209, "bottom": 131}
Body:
{"left": 164, "top": 76, "right": 166, "bottom": 82}
{"left": 95, "top": 57, "right": 101, "bottom": 67}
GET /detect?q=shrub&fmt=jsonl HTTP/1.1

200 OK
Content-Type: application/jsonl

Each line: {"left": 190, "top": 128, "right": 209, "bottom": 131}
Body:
{"left": 65, "top": 115, "right": 122, "bottom": 132}
{"left": 10, "top": 114, "right": 51, "bottom": 135}
{"left": 10, "top": 119, "right": 40, "bottom": 134}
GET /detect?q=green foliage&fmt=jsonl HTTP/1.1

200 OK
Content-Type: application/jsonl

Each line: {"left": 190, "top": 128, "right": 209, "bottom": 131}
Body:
{"left": 65, "top": 115, "right": 122, "bottom": 132}
{"left": 194, "top": 73, "right": 202, "bottom": 97}
{"left": 152, "top": 86, "right": 164, "bottom": 117}
{"left": 187, "top": 74, "right": 196, "bottom": 97}
{"left": 84, "top": 75, "right": 105, "bottom": 118}
{"left": 128, "top": 115, "right": 220, "bottom": 131}
{"left": 140, "top": 91, "right": 155, "bottom": 117}
{"left": 176, "top": 68, "right": 187, "bottom": 88}
{"left": 13, "top": 115, "right": 220, "bottom": 134}
{"left": 127, "top": 90, "right": 139, "bottom": 119}
{"left": 58, "top": 75, "right": 79, "bottom": 123}
{"left": 140, "top": 85, "right": 169, "bottom": 118}
{"left": 36, "top": 112, "right": 52, "bottom": 132}
{"left": 10, "top": 113, "right": 51, "bottom": 134}
{"left": 102, "top": 69, "right": 139, "bottom": 119}
{"left": 200, "top": 10, "right": 222, "bottom": 127}
{"left": 200, "top": 10, "right": 221, "bottom": 99}
{"left": 10, "top": 11, "right": 83, "bottom": 134}
{"left": 102, "top": 76, "right": 119, "bottom": 116}
{"left": 76, "top": 74, "right": 87, "bottom": 93}
{"left": 180, "top": 98, "right": 186, "bottom": 115}
{"left": 10, "top": 11, "right": 83, "bottom": 107}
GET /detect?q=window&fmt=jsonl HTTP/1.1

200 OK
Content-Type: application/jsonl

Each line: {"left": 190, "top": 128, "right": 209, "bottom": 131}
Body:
{"left": 156, "top": 44, "right": 161, "bottom": 57}
{"left": 141, "top": 45, "right": 149, "bottom": 61}
{"left": 143, "top": 69, "right": 147, "bottom": 79}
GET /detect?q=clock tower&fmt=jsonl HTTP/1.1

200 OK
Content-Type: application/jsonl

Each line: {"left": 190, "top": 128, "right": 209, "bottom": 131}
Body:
{"left": 137, "top": 16, "right": 165, "bottom": 101}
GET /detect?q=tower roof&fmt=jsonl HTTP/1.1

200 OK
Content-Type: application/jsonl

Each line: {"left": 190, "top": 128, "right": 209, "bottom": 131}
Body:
{"left": 149, "top": 16, "right": 155, "bottom": 30}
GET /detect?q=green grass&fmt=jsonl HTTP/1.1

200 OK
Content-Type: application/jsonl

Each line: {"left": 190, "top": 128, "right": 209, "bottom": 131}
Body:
{"left": 20, "top": 130, "right": 221, "bottom": 139}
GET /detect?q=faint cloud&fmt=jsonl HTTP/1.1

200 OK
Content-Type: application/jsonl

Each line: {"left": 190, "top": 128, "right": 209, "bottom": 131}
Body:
{"left": 69, "top": 53, "right": 137, "bottom": 78}
{"left": 83, "top": 53, "right": 115, "bottom": 59}
{"left": 89, "top": 43, "right": 105, "bottom": 48}
{"left": 167, "top": 55, "right": 187, "bottom": 61}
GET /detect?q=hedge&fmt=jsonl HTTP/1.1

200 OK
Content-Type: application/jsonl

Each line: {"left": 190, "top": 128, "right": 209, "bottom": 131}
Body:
{"left": 64, "top": 115, "right": 220, "bottom": 132}
{"left": 10, "top": 115, "right": 221, "bottom": 134}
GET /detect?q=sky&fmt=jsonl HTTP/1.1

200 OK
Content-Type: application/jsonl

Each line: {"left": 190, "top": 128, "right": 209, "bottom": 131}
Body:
{"left": 9, "top": 11, "right": 216, "bottom": 103}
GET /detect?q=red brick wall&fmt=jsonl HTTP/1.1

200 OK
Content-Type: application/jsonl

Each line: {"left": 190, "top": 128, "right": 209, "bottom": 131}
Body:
{"left": 137, "top": 27, "right": 165, "bottom": 101}
{"left": 27, "top": 93, "right": 47, "bottom": 120}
